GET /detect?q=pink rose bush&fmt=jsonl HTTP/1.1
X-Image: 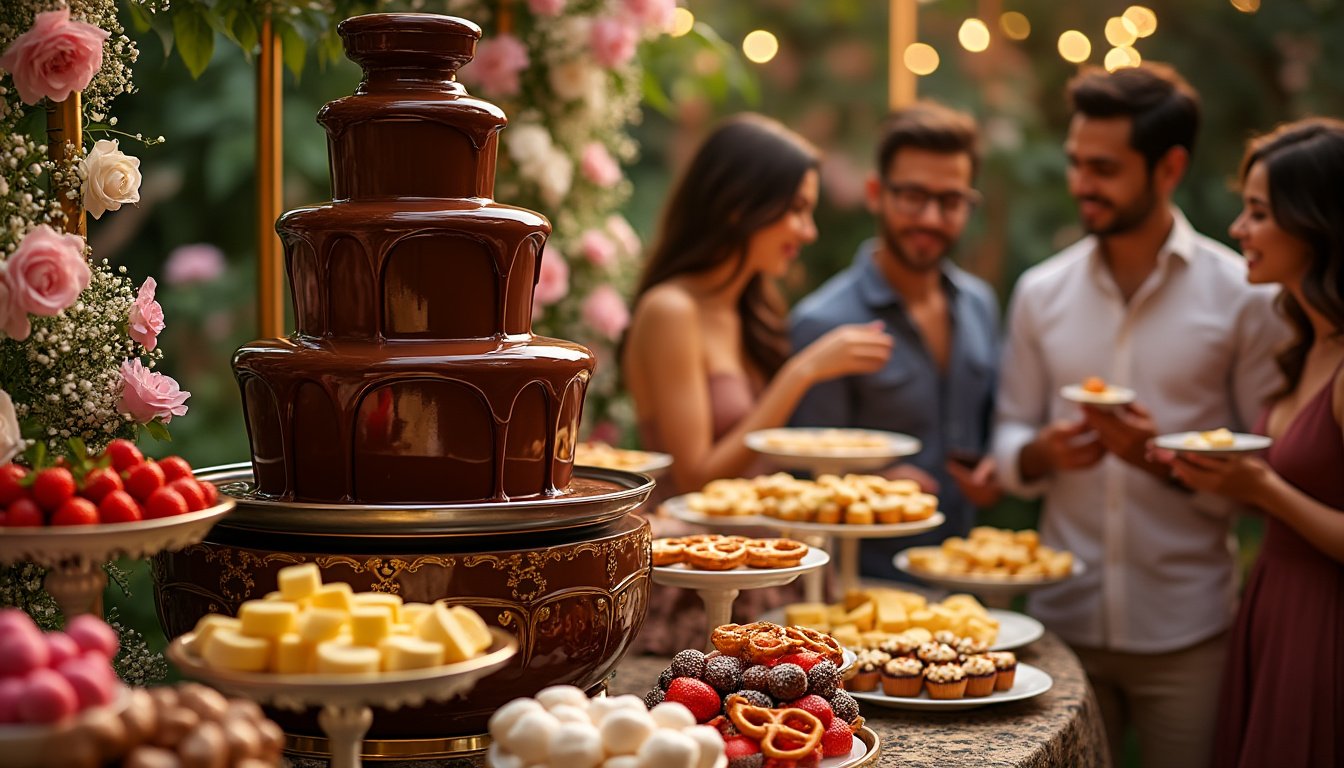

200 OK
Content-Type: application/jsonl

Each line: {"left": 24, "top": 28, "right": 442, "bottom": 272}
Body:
{"left": 128, "top": 278, "right": 165, "bottom": 352}
{"left": 580, "top": 142, "right": 622, "bottom": 188}
{"left": 582, "top": 285, "right": 630, "bottom": 340}
{"left": 620, "top": 0, "right": 677, "bottom": 32}
{"left": 460, "top": 34, "right": 530, "bottom": 97}
{"left": 535, "top": 251, "right": 570, "bottom": 309}
{"left": 528, "top": 0, "right": 568, "bottom": 16}
{"left": 0, "top": 8, "right": 109, "bottom": 105}
{"left": 580, "top": 229, "right": 618, "bottom": 269}
{"left": 117, "top": 359, "right": 189, "bottom": 425}
{"left": 590, "top": 18, "right": 639, "bottom": 69}
{"left": 0, "top": 225, "right": 91, "bottom": 340}
{"left": 163, "top": 243, "right": 226, "bottom": 286}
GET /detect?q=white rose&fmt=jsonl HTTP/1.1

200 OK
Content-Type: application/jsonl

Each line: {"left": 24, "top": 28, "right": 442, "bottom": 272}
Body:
{"left": 81, "top": 139, "right": 141, "bottom": 220}
{"left": 506, "top": 123, "right": 555, "bottom": 169}
{"left": 582, "top": 67, "right": 609, "bottom": 115}
{"left": 0, "top": 389, "right": 23, "bottom": 464}
{"left": 548, "top": 58, "right": 594, "bottom": 103}
{"left": 533, "top": 149, "right": 574, "bottom": 208}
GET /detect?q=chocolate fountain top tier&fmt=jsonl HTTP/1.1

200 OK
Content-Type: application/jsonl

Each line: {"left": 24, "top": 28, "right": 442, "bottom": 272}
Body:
{"left": 319, "top": 14, "right": 507, "bottom": 201}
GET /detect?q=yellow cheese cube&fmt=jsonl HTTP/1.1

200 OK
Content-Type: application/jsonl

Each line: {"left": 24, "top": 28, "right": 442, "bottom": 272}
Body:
{"left": 189, "top": 615, "right": 240, "bottom": 656}
{"left": 829, "top": 624, "right": 861, "bottom": 648}
{"left": 297, "top": 608, "right": 347, "bottom": 645}
{"left": 784, "top": 603, "right": 829, "bottom": 627}
{"left": 277, "top": 563, "right": 323, "bottom": 603}
{"left": 272, "top": 633, "right": 313, "bottom": 674}
{"left": 315, "top": 641, "right": 380, "bottom": 674}
{"left": 380, "top": 636, "right": 445, "bottom": 672}
{"left": 202, "top": 628, "right": 271, "bottom": 672}
{"left": 419, "top": 603, "right": 489, "bottom": 662}
{"left": 842, "top": 590, "right": 871, "bottom": 611}
{"left": 309, "top": 583, "right": 355, "bottom": 613}
{"left": 844, "top": 600, "right": 876, "bottom": 633}
{"left": 400, "top": 602, "right": 433, "bottom": 628}
{"left": 352, "top": 592, "right": 403, "bottom": 623}
{"left": 449, "top": 606, "right": 491, "bottom": 652}
{"left": 238, "top": 600, "right": 299, "bottom": 639}
{"left": 875, "top": 596, "right": 909, "bottom": 633}
{"left": 349, "top": 605, "right": 394, "bottom": 647}
{"left": 826, "top": 605, "right": 851, "bottom": 628}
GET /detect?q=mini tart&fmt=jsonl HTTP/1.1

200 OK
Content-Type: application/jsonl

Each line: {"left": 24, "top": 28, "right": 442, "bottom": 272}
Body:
{"left": 961, "top": 655, "right": 997, "bottom": 697}
{"left": 923, "top": 662, "right": 968, "bottom": 700}
{"left": 987, "top": 651, "right": 1017, "bottom": 691}
{"left": 846, "top": 649, "right": 890, "bottom": 692}
{"left": 880, "top": 656, "right": 924, "bottom": 698}
{"left": 916, "top": 642, "right": 959, "bottom": 666}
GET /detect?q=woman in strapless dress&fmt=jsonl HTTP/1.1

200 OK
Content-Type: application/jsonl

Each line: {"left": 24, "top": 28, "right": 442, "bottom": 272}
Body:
{"left": 1159, "top": 119, "right": 1344, "bottom": 768}
{"left": 620, "top": 114, "right": 893, "bottom": 655}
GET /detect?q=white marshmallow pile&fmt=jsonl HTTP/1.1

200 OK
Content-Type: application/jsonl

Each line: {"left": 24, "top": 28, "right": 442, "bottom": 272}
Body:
{"left": 486, "top": 685, "right": 726, "bottom": 768}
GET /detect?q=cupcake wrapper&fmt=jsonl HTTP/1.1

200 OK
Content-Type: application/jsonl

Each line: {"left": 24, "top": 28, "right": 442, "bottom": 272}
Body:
{"left": 965, "top": 672, "right": 996, "bottom": 697}
{"left": 847, "top": 670, "right": 880, "bottom": 692}
{"left": 881, "top": 674, "right": 923, "bottom": 698}
{"left": 994, "top": 668, "right": 1017, "bottom": 691}
{"left": 925, "top": 678, "right": 968, "bottom": 700}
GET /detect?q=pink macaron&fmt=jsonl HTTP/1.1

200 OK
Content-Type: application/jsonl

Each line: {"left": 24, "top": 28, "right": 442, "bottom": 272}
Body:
{"left": 0, "top": 622, "right": 50, "bottom": 678}
{"left": 64, "top": 615, "right": 119, "bottom": 660}
{"left": 17, "top": 669, "right": 79, "bottom": 724}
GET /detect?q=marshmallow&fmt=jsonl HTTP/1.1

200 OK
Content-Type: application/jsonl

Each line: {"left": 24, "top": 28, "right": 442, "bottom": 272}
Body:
{"left": 548, "top": 721, "right": 604, "bottom": 768}
{"left": 602, "top": 758, "right": 641, "bottom": 768}
{"left": 636, "top": 729, "right": 699, "bottom": 768}
{"left": 488, "top": 698, "right": 545, "bottom": 743}
{"left": 487, "top": 742, "right": 525, "bottom": 768}
{"left": 400, "top": 602, "right": 433, "bottom": 628}
{"left": 684, "top": 725, "right": 726, "bottom": 768}
{"left": 189, "top": 616, "right": 240, "bottom": 655}
{"left": 649, "top": 702, "right": 696, "bottom": 730}
{"left": 534, "top": 685, "right": 590, "bottom": 712}
{"left": 504, "top": 709, "right": 560, "bottom": 764}
{"left": 599, "top": 708, "right": 655, "bottom": 755}
{"left": 548, "top": 704, "right": 593, "bottom": 724}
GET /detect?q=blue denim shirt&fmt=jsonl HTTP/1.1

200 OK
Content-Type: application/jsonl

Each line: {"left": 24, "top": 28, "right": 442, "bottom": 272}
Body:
{"left": 789, "top": 240, "right": 1000, "bottom": 580}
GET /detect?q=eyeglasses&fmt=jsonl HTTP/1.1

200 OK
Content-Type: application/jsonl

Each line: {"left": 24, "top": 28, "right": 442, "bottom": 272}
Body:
{"left": 881, "top": 180, "right": 982, "bottom": 219}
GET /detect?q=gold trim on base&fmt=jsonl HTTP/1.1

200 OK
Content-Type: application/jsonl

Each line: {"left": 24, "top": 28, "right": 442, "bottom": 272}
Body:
{"left": 285, "top": 732, "right": 490, "bottom": 760}
{"left": 853, "top": 725, "right": 882, "bottom": 767}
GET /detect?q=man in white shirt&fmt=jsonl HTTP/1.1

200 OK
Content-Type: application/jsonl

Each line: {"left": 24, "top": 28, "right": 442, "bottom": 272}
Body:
{"left": 992, "top": 64, "right": 1288, "bottom": 768}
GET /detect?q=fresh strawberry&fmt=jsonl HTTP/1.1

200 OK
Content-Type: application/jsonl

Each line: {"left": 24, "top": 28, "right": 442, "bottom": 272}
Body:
{"left": 777, "top": 651, "right": 823, "bottom": 671}
{"left": 821, "top": 715, "right": 855, "bottom": 758}
{"left": 98, "top": 491, "right": 142, "bottom": 524}
{"left": 786, "top": 694, "right": 833, "bottom": 727}
{"left": 723, "top": 734, "right": 762, "bottom": 768}
{"left": 5, "top": 498, "right": 43, "bottom": 526}
{"left": 0, "top": 464, "right": 28, "bottom": 506}
{"left": 663, "top": 677, "right": 722, "bottom": 723}
{"left": 123, "top": 461, "right": 165, "bottom": 502}
{"left": 144, "top": 486, "right": 188, "bottom": 519}
{"left": 168, "top": 478, "right": 208, "bottom": 512}
{"left": 104, "top": 439, "right": 144, "bottom": 472}
{"left": 51, "top": 497, "right": 99, "bottom": 526}
{"left": 157, "top": 456, "right": 194, "bottom": 483}
{"left": 80, "top": 467, "right": 123, "bottom": 503}
{"left": 31, "top": 467, "right": 75, "bottom": 511}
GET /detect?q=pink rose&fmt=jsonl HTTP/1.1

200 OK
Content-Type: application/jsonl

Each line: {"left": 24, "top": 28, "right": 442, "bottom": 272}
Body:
{"left": 0, "top": 275, "right": 30, "bottom": 341}
{"left": 621, "top": 0, "right": 677, "bottom": 32}
{"left": 528, "top": 0, "right": 567, "bottom": 16}
{"left": 579, "top": 229, "right": 618, "bottom": 269}
{"left": 128, "top": 277, "right": 165, "bottom": 352}
{"left": 163, "top": 243, "right": 225, "bottom": 286}
{"left": 580, "top": 142, "right": 622, "bottom": 188}
{"left": 459, "top": 35, "right": 529, "bottom": 97}
{"left": 582, "top": 285, "right": 630, "bottom": 340}
{"left": 117, "top": 359, "right": 189, "bottom": 424}
{"left": 606, "top": 214, "right": 642, "bottom": 257}
{"left": 0, "top": 8, "right": 109, "bottom": 105}
{"left": 534, "top": 251, "right": 570, "bottom": 310}
{"left": 5, "top": 224, "right": 90, "bottom": 318}
{"left": 590, "top": 18, "right": 639, "bottom": 69}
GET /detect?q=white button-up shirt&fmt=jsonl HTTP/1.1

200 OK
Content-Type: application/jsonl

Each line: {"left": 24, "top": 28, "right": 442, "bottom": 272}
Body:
{"left": 992, "top": 210, "right": 1289, "bottom": 653}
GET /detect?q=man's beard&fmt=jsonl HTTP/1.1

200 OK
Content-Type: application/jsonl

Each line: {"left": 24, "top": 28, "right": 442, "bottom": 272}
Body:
{"left": 880, "top": 223, "right": 952, "bottom": 273}
{"left": 1078, "top": 182, "right": 1159, "bottom": 236}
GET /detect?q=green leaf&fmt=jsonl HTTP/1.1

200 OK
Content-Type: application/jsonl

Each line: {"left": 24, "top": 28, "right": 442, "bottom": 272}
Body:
{"left": 125, "top": 2, "right": 153, "bottom": 34}
{"left": 145, "top": 421, "right": 173, "bottom": 442}
{"left": 232, "top": 13, "right": 259, "bottom": 58}
{"left": 172, "top": 7, "right": 215, "bottom": 79}
{"left": 641, "top": 69, "right": 673, "bottom": 117}
{"left": 275, "top": 20, "right": 308, "bottom": 80}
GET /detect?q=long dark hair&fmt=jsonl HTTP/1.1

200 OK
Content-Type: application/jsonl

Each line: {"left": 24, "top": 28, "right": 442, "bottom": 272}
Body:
{"left": 1239, "top": 117, "right": 1344, "bottom": 398}
{"left": 624, "top": 113, "right": 819, "bottom": 379}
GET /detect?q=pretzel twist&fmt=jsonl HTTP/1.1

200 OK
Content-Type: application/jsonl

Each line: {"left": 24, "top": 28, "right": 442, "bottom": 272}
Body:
{"left": 783, "top": 625, "right": 845, "bottom": 666}
{"left": 745, "top": 538, "right": 808, "bottom": 568}
{"left": 725, "top": 695, "right": 824, "bottom": 761}
{"left": 684, "top": 538, "right": 749, "bottom": 570}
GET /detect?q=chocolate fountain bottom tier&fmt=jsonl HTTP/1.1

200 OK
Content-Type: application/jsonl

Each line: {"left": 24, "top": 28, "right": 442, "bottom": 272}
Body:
{"left": 233, "top": 335, "right": 594, "bottom": 503}
{"left": 152, "top": 512, "right": 651, "bottom": 739}
{"left": 279, "top": 200, "right": 551, "bottom": 340}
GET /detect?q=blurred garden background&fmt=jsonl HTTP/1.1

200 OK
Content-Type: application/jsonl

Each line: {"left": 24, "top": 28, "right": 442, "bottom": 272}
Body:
{"left": 63, "top": 0, "right": 1344, "bottom": 714}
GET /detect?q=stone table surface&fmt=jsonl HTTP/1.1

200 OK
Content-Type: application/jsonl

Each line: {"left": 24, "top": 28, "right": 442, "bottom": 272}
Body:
{"left": 286, "top": 629, "right": 1109, "bottom": 768}
{"left": 609, "top": 629, "right": 1110, "bottom": 768}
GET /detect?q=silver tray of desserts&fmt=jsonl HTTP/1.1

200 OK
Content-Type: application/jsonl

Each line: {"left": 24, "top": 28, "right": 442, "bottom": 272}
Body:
{"left": 196, "top": 463, "right": 654, "bottom": 538}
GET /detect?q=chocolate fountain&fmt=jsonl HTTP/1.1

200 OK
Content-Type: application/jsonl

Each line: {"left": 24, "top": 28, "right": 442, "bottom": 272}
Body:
{"left": 153, "top": 13, "right": 653, "bottom": 761}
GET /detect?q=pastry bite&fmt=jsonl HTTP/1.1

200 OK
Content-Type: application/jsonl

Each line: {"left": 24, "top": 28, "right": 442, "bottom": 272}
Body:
{"left": 881, "top": 656, "right": 924, "bottom": 697}
{"left": 846, "top": 649, "right": 889, "bottom": 692}
{"left": 987, "top": 651, "right": 1018, "bottom": 691}
{"left": 674, "top": 471, "right": 940, "bottom": 524}
{"left": 916, "top": 642, "right": 960, "bottom": 666}
{"left": 1183, "top": 428, "right": 1238, "bottom": 449}
{"left": 962, "top": 655, "right": 997, "bottom": 697}
{"left": 923, "top": 662, "right": 968, "bottom": 700}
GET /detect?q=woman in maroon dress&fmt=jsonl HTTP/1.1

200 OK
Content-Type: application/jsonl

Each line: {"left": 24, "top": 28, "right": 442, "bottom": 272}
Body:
{"left": 1163, "top": 119, "right": 1344, "bottom": 767}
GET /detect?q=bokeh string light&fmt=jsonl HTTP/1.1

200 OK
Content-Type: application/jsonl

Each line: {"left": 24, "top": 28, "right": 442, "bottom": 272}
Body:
{"left": 742, "top": 29, "right": 779, "bottom": 64}
{"left": 670, "top": 7, "right": 695, "bottom": 38}
{"left": 1104, "top": 45, "right": 1142, "bottom": 72}
{"left": 1122, "top": 6, "right": 1159, "bottom": 37}
{"left": 1105, "top": 16, "right": 1139, "bottom": 47}
{"left": 999, "top": 11, "right": 1031, "bottom": 41}
{"left": 904, "top": 42, "right": 941, "bottom": 76}
{"left": 1058, "top": 30, "right": 1093, "bottom": 64}
{"left": 958, "top": 18, "right": 991, "bottom": 52}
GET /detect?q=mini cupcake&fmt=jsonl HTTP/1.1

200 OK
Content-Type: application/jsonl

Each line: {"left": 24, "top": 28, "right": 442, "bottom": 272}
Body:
{"left": 923, "top": 662, "right": 968, "bottom": 700}
{"left": 881, "top": 633, "right": 921, "bottom": 658}
{"left": 933, "top": 630, "right": 960, "bottom": 646}
{"left": 916, "top": 642, "right": 959, "bottom": 666}
{"left": 961, "top": 655, "right": 997, "bottom": 697}
{"left": 881, "top": 656, "right": 924, "bottom": 697}
{"left": 955, "top": 637, "right": 989, "bottom": 661}
{"left": 846, "top": 649, "right": 891, "bottom": 692}
{"left": 987, "top": 651, "right": 1018, "bottom": 691}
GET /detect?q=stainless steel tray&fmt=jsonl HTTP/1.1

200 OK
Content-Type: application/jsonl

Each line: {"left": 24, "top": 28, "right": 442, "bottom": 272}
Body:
{"left": 196, "top": 463, "right": 654, "bottom": 537}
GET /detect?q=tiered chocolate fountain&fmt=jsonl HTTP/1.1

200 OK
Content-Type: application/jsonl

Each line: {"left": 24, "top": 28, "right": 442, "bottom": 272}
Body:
{"left": 153, "top": 13, "right": 653, "bottom": 761}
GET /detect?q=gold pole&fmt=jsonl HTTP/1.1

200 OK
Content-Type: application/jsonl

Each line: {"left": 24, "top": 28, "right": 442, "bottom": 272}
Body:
{"left": 257, "top": 15, "right": 285, "bottom": 339}
{"left": 45, "top": 95, "right": 86, "bottom": 237}
{"left": 889, "top": 0, "right": 918, "bottom": 109}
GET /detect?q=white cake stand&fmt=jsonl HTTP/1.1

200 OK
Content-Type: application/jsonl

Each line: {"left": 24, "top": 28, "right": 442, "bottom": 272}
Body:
{"left": 167, "top": 627, "right": 517, "bottom": 768}
{"left": 0, "top": 498, "right": 235, "bottom": 618}
{"left": 662, "top": 495, "right": 944, "bottom": 602}
{"left": 744, "top": 428, "right": 922, "bottom": 476}
{"left": 652, "top": 547, "right": 829, "bottom": 649}
{"left": 893, "top": 549, "right": 1087, "bottom": 609}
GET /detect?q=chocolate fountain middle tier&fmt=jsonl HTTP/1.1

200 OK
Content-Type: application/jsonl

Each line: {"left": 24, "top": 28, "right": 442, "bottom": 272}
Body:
{"left": 234, "top": 335, "right": 593, "bottom": 503}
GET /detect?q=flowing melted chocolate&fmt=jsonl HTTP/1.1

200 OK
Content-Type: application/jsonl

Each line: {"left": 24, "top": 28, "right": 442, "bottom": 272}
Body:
{"left": 233, "top": 13, "right": 595, "bottom": 503}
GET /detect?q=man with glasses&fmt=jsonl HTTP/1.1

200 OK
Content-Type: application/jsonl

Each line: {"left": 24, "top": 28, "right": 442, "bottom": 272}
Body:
{"left": 790, "top": 102, "right": 1001, "bottom": 579}
{"left": 991, "top": 64, "right": 1286, "bottom": 768}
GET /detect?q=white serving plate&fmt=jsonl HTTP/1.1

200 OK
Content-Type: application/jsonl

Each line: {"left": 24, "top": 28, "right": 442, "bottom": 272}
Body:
{"left": 893, "top": 549, "right": 1085, "bottom": 601}
{"left": 745, "top": 428, "right": 921, "bottom": 473}
{"left": 1152, "top": 431, "right": 1273, "bottom": 455}
{"left": 1060, "top": 383, "right": 1136, "bottom": 407}
{"left": 848, "top": 662, "right": 1052, "bottom": 711}
{"left": 652, "top": 546, "right": 829, "bottom": 590}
